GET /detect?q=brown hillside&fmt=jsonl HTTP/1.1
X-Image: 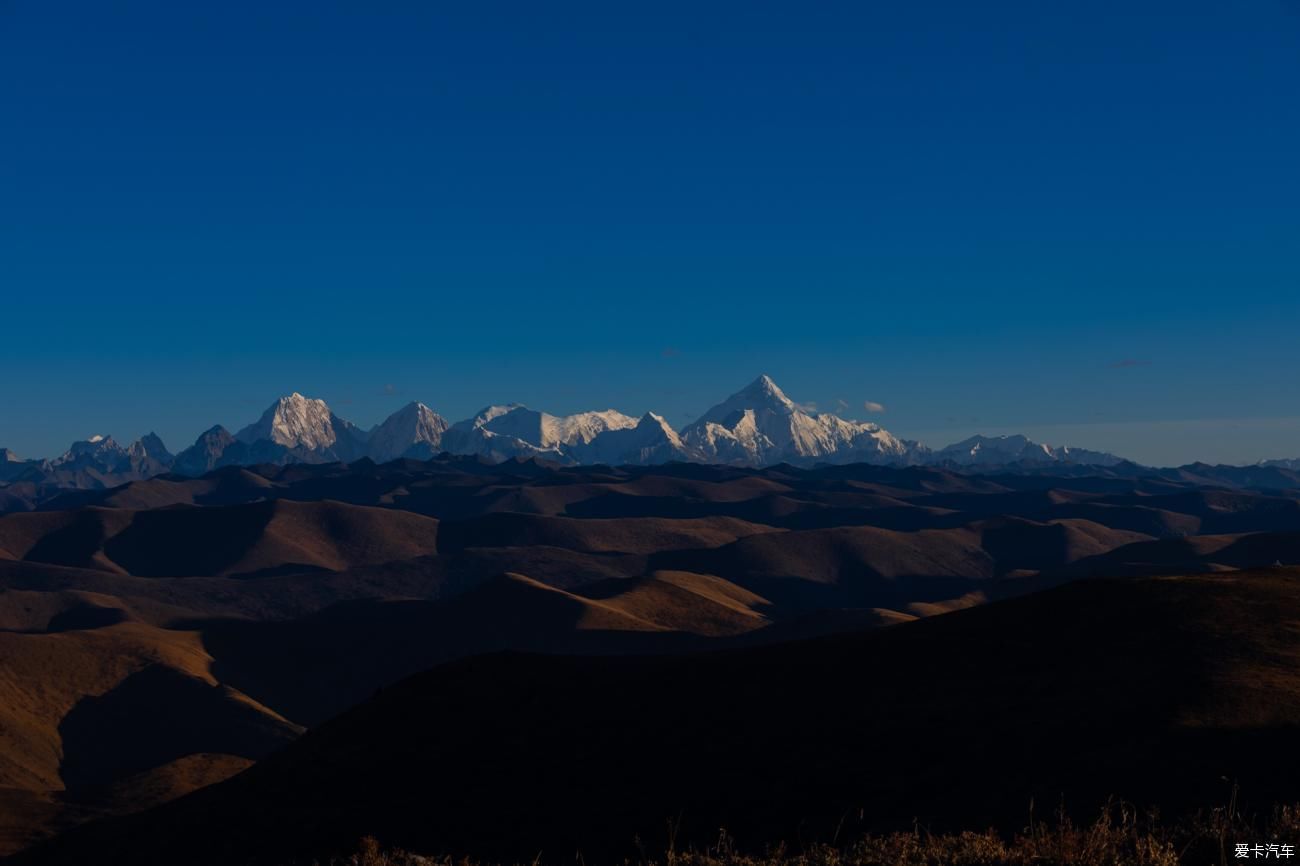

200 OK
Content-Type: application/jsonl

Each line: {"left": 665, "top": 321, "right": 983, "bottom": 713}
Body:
{"left": 0, "top": 501, "right": 439, "bottom": 578}
{"left": 0, "top": 621, "right": 300, "bottom": 855}
{"left": 19, "top": 569, "right": 1300, "bottom": 866}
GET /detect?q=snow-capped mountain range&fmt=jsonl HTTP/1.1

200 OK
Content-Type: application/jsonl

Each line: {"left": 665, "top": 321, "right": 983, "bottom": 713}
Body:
{"left": 441, "top": 405, "right": 641, "bottom": 462}
{"left": 1, "top": 376, "right": 1136, "bottom": 488}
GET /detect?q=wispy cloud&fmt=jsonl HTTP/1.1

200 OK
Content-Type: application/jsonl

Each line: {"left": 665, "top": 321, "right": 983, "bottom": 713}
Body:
{"left": 381, "top": 383, "right": 400, "bottom": 396}
{"left": 795, "top": 401, "right": 818, "bottom": 412}
{"left": 863, "top": 400, "right": 886, "bottom": 413}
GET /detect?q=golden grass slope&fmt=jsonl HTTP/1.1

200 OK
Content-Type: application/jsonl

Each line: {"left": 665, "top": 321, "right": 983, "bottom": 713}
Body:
{"left": 0, "top": 620, "right": 301, "bottom": 856}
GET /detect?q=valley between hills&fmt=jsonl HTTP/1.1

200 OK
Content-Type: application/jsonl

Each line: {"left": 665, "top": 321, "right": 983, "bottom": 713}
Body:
{"left": 4, "top": 454, "right": 1300, "bottom": 863}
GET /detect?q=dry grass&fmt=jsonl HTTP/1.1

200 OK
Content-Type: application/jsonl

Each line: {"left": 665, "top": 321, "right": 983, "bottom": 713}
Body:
{"left": 328, "top": 801, "right": 1300, "bottom": 866}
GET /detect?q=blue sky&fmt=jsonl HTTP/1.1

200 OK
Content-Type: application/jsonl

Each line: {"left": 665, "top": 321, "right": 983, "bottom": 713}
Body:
{"left": 2, "top": 1, "right": 1298, "bottom": 465}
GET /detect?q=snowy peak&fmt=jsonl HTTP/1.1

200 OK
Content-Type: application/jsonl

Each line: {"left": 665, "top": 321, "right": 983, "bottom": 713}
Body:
{"left": 546, "top": 410, "right": 639, "bottom": 447}
{"left": 637, "top": 411, "right": 681, "bottom": 442}
{"left": 693, "top": 374, "right": 797, "bottom": 430}
{"left": 570, "top": 410, "right": 697, "bottom": 466}
{"left": 448, "top": 404, "right": 638, "bottom": 455}
{"left": 684, "top": 375, "right": 922, "bottom": 467}
{"left": 368, "top": 402, "right": 450, "bottom": 463}
{"left": 233, "top": 393, "right": 369, "bottom": 462}
{"left": 460, "top": 404, "right": 526, "bottom": 429}
{"left": 382, "top": 401, "right": 447, "bottom": 434}
{"left": 737, "top": 374, "right": 796, "bottom": 410}
{"left": 442, "top": 405, "right": 564, "bottom": 461}
{"left": 0, "top": 448, "right": 20, "bottom": 463}
{"left": 54, "top": 435, "right": 128, "bottom": 466}
{"left": 237, "top": 393, "right": 339, "bottom": 450}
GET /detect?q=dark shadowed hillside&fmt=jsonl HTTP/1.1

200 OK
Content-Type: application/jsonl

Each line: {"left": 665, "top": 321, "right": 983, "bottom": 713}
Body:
{"left": 4, "top": 459, "right": 1300, "bottom": 858}
{"left": 14, "top": 568, "right": 1300, "bottom": 866}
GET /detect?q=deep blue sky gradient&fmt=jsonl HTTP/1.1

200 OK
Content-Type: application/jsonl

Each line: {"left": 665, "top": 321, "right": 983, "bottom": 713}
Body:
{"left": 2, "top": 1, "right": 1299, "bottom": 464}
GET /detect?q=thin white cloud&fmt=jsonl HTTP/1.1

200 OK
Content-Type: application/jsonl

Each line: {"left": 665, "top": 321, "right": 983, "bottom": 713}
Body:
{"left": 864, "top": 401, "right": 886, "bottom": 414}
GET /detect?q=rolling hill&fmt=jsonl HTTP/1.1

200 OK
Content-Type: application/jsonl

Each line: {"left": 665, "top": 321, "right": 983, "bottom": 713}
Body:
{"left": 4, "top": 459, "right": 1300, "bottom": 859}
{"left": 15, "top": 568, "right": 1300, "bottom": 865}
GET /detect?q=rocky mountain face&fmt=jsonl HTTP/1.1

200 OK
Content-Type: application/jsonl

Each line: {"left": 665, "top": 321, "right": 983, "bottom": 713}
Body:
{"left": 1, "top": 376, "right": 1134, "bottom": 492}
{"left": 366, "top": 402, "right": 450, "bottom": 463}
{"left": 0, "top": 448, "right": 28, "bottom": 483}
{"left": 123, "top": 432, "right": 175, "bottom": 478}
{"left": 172, "top": 426, "right": 242, "bottom": 476}
{"left": 235, "top": 393, "right": 369, "bottom": 463}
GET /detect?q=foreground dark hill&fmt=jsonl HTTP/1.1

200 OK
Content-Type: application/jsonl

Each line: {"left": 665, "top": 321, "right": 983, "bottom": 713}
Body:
{"left": 0, "top": 564, "right": 783, "bottom": 855}
{"left": 17, "top": 568, "right": 1300, "bottom": 866}
{"left": 6, "top": 459, "right": 1300, "bottom": 857}
{"left": 0, "top": 617, "right": 302, "bottom": 856}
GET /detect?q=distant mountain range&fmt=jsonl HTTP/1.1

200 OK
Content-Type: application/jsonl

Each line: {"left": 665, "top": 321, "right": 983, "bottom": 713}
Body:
{"left": 6, "top": 374, "right": 1290, "bottom": 494}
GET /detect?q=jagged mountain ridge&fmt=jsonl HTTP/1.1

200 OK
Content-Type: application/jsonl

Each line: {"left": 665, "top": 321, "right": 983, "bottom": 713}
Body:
{"left": 569, "top": 412, "right": 701, "bottom": 466}
{"left": 3, "top": 376, "right": 1134, "bottom": 492}
{"left": 441, "top": 405, "right": 639, "bottom": 462}
{"left": 931, "top": 434, "right": 1124, "bottom": 468}
{"left": 0, "top": 431, "right": 178, "bottom": 489}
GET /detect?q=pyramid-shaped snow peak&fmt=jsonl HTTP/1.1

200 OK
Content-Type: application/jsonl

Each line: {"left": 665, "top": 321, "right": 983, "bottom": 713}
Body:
{"left": 368, "top": 402, "right": 450, "bottom": 463}
{"left": 682, "top": 375, "right": 918, "bottom": 467}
